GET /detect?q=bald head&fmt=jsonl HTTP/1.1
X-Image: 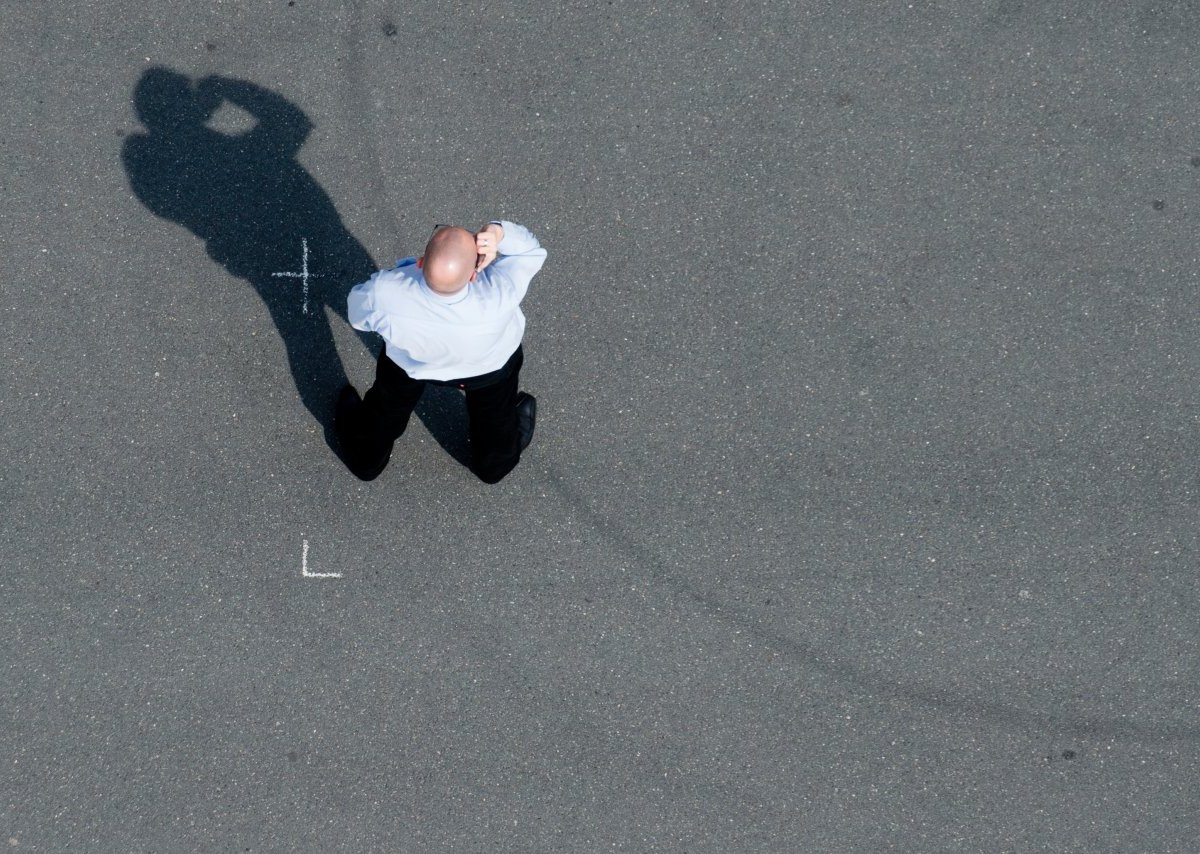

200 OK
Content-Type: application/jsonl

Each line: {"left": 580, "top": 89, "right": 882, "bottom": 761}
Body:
{"left": 421, "top": 226, "right": 478, "bottom": 294}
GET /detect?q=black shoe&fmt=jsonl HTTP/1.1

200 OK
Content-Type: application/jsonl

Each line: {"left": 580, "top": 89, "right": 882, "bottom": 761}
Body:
{"left": 516, "top": 391, "right": 536, "bottom": 452}
{"left": 335, "top": 384, "right": 361, "bottom": 430}
{"left": 351, "top": 444, "right": 393, "bottom": 482}
{"left": 335, "top": 385, "right": 392, "bottom": 481}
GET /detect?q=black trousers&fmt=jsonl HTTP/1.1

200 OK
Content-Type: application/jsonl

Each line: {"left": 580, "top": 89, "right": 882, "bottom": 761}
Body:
{"left": 340, "top": 346, "right": 524, "bottom": 484}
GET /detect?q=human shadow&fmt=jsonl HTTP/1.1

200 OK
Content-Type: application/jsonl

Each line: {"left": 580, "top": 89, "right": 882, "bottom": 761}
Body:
{"left": 122, "top": 67, "right": 468, "bottom": 466}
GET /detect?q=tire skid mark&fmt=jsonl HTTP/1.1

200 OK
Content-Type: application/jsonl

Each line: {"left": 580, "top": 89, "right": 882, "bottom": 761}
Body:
{"left": 341, "top": 0, "right": 403, "bottom": 240}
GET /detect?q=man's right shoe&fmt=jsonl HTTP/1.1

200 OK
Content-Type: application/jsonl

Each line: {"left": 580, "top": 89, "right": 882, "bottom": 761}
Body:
{"left": 516, "top": 391, "right": 536, "bottom": 452}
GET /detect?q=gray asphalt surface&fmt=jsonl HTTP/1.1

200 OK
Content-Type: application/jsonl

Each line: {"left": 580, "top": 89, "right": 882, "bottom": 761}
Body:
{"left": 3, "top": 1, "right": 1198, "bottom": 851}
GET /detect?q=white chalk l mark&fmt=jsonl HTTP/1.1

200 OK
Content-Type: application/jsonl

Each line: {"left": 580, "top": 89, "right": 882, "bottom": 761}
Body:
{"left": 301, "top": 538, "right": 341, "bottom": 579}
{"left": 272, "top": 238, "right": 321, "bottom": 315}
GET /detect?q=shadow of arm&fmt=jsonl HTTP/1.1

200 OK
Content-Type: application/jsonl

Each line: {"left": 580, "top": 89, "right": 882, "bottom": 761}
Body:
{"left": 198, "top": 75, "right": 313, "bottom": 155}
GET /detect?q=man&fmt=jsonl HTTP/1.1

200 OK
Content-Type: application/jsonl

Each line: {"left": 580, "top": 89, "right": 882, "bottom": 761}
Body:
{"left": 337, "top": 220, "right": 547, "bottom": 483}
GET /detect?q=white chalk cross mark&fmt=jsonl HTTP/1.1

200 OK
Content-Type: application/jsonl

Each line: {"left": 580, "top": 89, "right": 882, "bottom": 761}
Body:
{"left": 272, "top": 238, "right": 321, "bottom": 314}
{"left": 301, "top": 539, "right": 342, "bottom": 579}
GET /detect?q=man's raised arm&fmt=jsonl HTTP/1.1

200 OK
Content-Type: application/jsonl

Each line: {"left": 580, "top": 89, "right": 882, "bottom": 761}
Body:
{"left": 474, "top": 220, "right": 547, "bottom": 305}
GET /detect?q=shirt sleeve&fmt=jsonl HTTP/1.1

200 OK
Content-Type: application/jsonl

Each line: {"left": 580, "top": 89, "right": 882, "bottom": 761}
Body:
{"left": 485, "top": 220, "right": 547, "bottom": 307}
{"left": 347, "top": 273, "right": 381, "bottom": 333}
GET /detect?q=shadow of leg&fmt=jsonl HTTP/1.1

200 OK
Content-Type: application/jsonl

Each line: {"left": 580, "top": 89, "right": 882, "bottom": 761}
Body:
{"left": 260, "top": 294, "right": 350, "bottom": 455}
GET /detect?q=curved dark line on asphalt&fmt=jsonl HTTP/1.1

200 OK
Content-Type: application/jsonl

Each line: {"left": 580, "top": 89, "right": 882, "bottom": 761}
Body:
{"left": 342, "top": 0, "right": 403, "bottom": 240}
{"left": 541, "top": 463, "right": 1200, "bottom": 746}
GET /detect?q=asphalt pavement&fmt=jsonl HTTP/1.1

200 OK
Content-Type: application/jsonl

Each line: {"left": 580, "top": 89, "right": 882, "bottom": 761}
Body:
{"left": 2, "top": 1, "right": 1198, "bottom": 851}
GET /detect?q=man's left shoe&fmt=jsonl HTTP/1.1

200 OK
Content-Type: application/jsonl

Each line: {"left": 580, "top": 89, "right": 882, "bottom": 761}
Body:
{"left": 335, "top": 384, "right": 392, "bottom": 481}
{"left": 335, "top": 384, "right": 361, "bottom": 432}
{"left": 516, "top": 391, "right": 536, "bottom": 452}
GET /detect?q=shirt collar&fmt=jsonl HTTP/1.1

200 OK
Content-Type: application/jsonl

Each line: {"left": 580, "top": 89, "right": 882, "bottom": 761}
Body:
{"left": 420, "top": 276, "right": 470, "bottom": 305}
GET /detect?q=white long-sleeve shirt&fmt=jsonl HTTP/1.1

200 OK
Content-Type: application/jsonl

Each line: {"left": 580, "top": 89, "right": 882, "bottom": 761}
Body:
{"left": 347, "top": 221, "right": 547, "bottom": 381}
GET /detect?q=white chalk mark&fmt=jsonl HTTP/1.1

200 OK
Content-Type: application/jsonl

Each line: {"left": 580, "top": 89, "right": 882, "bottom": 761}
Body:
{"left": 301, "top": 538, "right": 342, "bottom": 579}
{"left": 272, "top": 239, "right": 320, "bottom": 315}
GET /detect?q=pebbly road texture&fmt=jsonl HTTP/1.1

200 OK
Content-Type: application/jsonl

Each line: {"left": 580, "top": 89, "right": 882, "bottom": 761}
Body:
{"left": 2, "top": 1, "right": 1198, "bottom": 851}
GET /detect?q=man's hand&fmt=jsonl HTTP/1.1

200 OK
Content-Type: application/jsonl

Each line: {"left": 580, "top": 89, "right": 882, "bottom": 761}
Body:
{"left": 474, "top": 222, "right": 504, "bottom": 272}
